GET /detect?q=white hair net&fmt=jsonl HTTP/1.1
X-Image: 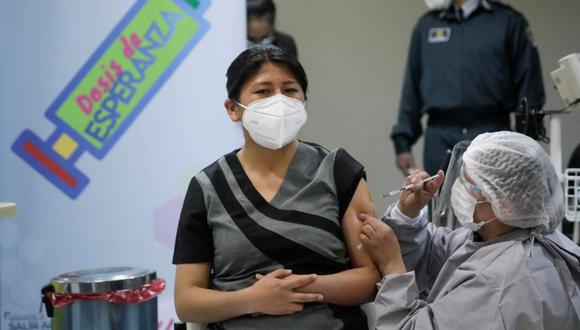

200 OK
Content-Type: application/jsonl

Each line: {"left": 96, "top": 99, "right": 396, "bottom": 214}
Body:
{"left": 462, "top": 131, "right": 563, "bottom": 232}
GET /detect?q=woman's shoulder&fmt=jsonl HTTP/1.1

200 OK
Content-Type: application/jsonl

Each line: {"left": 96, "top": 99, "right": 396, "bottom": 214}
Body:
{"left": 299, "top": 141, "right": 360, "bottom": 163}
{"left": 299, "top": 140, "right": 329, "bottom": 156}
{"left": 299, "top": 142, "right": 365, "bottom": 185}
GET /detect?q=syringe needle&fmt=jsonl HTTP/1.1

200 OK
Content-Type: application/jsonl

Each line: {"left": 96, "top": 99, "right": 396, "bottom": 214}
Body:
{"left": 381, "top": 175, "right": 439, "bottom": 198}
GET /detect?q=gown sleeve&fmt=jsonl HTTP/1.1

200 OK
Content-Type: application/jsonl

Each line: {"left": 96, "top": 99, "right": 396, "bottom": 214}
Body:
{"left": 383, "top": 204, "right": 470, "bottom": 295}
{"left": 374, "top": 270, "right": 503, "bottom": 330}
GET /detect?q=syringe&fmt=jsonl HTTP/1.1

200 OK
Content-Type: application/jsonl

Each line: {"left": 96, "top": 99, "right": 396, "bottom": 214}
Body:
{"left": 382, "top": 175, "right": 439, "bottom": 198}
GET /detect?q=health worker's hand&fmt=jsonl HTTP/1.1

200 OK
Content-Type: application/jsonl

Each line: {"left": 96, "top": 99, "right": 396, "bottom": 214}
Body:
{"left": 358, "top": 214, "right": 406, "bottom": 276}
{"left": 247, "top": 269, "right": 323, "bottom": 316}
{"left": 398, "top": 170, "right": 445, "bottom": 218}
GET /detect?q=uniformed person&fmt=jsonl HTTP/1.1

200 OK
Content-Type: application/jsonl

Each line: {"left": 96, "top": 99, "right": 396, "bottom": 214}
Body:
{"left": 246, "top": 0, "right": 298, "bottom": 57}
{"left": 391, "top": 0, "right": 545, "bottom": 176}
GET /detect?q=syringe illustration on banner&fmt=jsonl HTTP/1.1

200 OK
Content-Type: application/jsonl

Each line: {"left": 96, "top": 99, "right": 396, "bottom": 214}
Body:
{"left": 12, "top": 0, "right": 210, "bottom": 199}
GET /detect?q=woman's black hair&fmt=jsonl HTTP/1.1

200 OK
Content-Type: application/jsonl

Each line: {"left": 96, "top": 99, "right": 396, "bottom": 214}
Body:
{"left": 247, "top": 0, "right": 276, "bottom": 24}
{"left": 226, "top": 45, "right": 308, "bottom": 102}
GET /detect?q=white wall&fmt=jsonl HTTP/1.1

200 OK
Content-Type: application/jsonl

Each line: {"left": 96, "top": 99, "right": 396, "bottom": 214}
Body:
{"left": 275, "top": 0, "right": 580, "bottom": 213}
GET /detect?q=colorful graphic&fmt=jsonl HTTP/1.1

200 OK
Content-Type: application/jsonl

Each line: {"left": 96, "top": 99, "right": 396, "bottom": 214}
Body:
{"left": 11, "top": 0, "right": 210, "bottom": 199}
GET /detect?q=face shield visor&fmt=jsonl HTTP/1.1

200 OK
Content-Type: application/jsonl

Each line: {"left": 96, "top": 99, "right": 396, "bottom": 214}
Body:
{"left": 433, "top": 140, "right": 471, "bottom": 228}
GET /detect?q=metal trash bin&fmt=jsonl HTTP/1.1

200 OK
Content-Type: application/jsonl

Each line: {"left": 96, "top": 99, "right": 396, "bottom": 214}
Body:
{"left": 41, "top": 266, "right": 165, "bottom": 330}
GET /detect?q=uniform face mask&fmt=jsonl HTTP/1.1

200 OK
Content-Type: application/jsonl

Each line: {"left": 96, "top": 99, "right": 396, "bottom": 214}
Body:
{"left": 238, "top": 94, "right": 307, "bottom": 150}
{"left": 423, "top": 0, "right": 452, "bottom": 10}
{"left": 451, "top": 178, "right": 497, "bottom": 232}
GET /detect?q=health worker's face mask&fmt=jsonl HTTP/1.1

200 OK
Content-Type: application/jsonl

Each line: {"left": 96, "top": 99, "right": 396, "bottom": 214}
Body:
{"left": 237, "top": 94, "right": 307, "bottom": 150}
{"left": 451, "top": 177, "right": 497, "bottom": 232}
{"left": 423, "top": 0, "right": 451, "bottom": 10}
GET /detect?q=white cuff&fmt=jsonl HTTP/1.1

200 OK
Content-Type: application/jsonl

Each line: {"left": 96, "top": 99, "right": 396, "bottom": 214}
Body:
{"left": 391, "top": 201, "right": 426, "bottom": 225}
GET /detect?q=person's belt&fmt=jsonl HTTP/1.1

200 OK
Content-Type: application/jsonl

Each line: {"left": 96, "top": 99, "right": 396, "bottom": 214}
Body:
{"left": 427, "top": 109, "right": 510, "bottom": 127}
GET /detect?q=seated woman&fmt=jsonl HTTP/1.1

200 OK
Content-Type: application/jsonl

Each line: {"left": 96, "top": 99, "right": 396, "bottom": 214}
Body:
{"left": 173, "top": 45, "right": 380, "bottom": 329}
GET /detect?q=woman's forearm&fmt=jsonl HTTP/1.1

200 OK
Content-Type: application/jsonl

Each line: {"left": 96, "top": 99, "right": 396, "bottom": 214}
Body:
{"left": 296, "top": 266, "right": 380, "bottom": 305}
{"left": 175, "top": 269, "right": 322, "bottom": 323}
{"left": 175, "top": 286, "right": 253, "bottom": 323}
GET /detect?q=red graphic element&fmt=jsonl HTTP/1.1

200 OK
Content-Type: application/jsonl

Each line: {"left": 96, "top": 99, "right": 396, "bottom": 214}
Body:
{"left": 23, "top": 141, "right": 78, "bottom": 188}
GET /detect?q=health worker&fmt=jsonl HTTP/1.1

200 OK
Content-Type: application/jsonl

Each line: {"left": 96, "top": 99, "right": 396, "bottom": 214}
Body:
{"left": 360, "top": 131, "right": 580, "bottom": 329}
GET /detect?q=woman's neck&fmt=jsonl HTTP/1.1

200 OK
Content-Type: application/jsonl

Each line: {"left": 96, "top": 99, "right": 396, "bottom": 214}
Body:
{"left": 237, "top": 138, "right": 299, "bottom": 175}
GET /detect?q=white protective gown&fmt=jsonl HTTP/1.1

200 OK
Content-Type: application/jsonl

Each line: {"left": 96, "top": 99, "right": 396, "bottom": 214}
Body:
{"left": 373, "top": 206, "right": 580, "bottom": 330}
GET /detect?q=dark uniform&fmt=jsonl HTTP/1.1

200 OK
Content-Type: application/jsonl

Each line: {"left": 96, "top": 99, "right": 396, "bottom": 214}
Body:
{"left": 391, "top": 0, "right": 545, "bottom": 175}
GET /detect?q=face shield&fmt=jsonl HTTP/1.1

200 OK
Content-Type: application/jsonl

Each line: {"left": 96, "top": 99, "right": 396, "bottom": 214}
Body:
{"left": 432, "top": 140, "right": 471, "bottom": 228}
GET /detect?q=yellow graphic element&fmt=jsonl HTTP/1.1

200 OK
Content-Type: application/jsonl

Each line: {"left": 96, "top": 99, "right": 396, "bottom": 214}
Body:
{"left": 52, "top": 133, "right": 79, "bottom": 159}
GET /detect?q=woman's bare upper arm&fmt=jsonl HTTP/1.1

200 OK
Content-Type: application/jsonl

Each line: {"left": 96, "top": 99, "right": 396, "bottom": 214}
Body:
{"left": 175, "top": 263, "right": 211, "bottom": 290}
{"left": 341, "top": 179, "right": 377, "bottom": 267}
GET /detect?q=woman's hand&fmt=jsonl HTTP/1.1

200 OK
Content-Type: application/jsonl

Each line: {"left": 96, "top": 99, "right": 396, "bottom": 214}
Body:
{"left": 398, "top": 170, "right": 445, "bottom": 218}
{"left": 358, "top": 213, "right": 406, "bottom": 276}
{"left": 247, "top": 269, "right": 323, "bottom": 316}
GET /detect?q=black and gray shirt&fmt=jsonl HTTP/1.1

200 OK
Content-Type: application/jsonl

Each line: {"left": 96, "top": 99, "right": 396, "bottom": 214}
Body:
{"left": 173, "top": 141, "right": 368, "bottom": 329}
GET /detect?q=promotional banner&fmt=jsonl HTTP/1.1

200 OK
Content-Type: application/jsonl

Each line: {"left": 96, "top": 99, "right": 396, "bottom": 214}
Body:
{"left": 0, "top": 0, "right": 245, "bottom": 328}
